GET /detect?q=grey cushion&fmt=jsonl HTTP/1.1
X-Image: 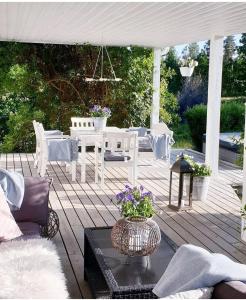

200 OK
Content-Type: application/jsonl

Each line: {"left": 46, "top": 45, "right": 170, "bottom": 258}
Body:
{"left": 128, "top": 127, "right": 147, "bottom": 137}
{"left": 12, "top": 177, "right": 50, "bottom": 226}
{"left": 212, "top": 281, "right": 246, "bottom": 299}
{"left": 104, "top": 152, "right": 131, "bottom": 161}
{"left": 18, "top": 222, "right": 41, "bottom": 236}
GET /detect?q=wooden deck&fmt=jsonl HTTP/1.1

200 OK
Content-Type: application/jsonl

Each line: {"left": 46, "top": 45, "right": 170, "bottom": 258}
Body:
{"left": 0, "top": 150, "right": 245, "bottom": 299}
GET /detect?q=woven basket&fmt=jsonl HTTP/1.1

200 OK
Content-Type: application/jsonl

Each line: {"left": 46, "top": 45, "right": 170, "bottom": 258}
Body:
{"left": 111, "top": 217, "right": 161, "bottom": 256}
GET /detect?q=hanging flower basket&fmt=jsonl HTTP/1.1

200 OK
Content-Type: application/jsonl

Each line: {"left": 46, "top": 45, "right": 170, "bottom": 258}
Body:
{"left": 180, "top": 66, "right": 194, "bottom": 77}
{"left": 179, "top": 57, "right": 198, "bottom": 77}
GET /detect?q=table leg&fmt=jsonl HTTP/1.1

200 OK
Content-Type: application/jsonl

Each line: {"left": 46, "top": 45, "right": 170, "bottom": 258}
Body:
{"left": 81, "top": 145, "right": 86, "bottom": 183}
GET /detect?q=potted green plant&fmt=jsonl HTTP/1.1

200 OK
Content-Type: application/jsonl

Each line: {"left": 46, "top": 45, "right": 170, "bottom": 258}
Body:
{"left": 179, "top": 57, "right": 198, "bottom": 77}
{"left": 184, "top": 155, "right": 212, "bottom": 202}
{"left": 111, "top": 185, "right": 161, "bottom": 256}
{"left": 89, "top": 105, "right": 111, "bottom": 130}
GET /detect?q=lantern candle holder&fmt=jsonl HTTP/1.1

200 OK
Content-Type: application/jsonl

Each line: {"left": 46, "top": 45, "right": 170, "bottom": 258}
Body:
{"left": 169, "top": 153, "right": 194, "bottom": 211}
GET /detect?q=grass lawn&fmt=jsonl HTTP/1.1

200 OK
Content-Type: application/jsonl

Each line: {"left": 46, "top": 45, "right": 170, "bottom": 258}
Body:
{"left": 172, "top": 123, "right": 194, "bottom": 149}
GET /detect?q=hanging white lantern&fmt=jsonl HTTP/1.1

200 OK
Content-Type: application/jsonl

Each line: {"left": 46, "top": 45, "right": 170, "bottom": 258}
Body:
{"left": 85, "top": 45, "right": 122, "bottom": 82}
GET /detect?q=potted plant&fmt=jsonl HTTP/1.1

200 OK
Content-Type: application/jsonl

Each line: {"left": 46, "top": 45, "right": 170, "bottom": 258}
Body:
{"left": 89, "top": 105, "right": 111, "bottom": 131}
{"left": 184, "top": 155, "right": 212, "bottom": 202}
{"left": 111, "top": 185, "right": 161, "bottom": 256}
{"left": 179, "top": 57, "right": 198, "bottom": 77}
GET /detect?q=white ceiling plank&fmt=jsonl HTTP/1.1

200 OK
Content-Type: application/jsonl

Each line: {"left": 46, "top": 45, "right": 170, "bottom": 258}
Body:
{"left": 0, "top": 2, "right": 246, "bottom": 48}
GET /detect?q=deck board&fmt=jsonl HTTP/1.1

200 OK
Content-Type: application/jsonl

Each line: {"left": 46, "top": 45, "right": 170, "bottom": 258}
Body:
{"left": 1, "top": 149, "right": 245, "bottom": 298}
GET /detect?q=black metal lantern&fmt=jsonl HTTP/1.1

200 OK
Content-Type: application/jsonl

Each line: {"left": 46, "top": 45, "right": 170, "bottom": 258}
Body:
{"left": 169, "top": 153, "right": 194, "bottom": 211}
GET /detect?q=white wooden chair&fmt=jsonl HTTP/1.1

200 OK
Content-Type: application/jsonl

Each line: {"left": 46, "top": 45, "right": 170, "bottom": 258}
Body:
{"left": 78, "top": 133, "right": 102, "bottom": 183}
{"left": 33, "top": 120, "right": 41, "bottom": 168}
{"left": 151, "top": 122, "right": 174, "bottom": 139}
{"left": 151, "top": 122, "right": 174, "bottom": 165}
{"left": 37, "top": 123, "right": 77, "bottom": 180}
{"left": 71, "top": 117, "right": 95, "bottom": 130}
{"left": 95, "top": 132, "right": 138, "bottom": 188}
{"left": 33, "top": 120, "right": 68, "bottom": 169}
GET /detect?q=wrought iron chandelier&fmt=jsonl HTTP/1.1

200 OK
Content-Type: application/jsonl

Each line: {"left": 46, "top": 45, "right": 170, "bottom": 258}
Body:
{"left": 85, "top": 45, "right": 122, "bottom": 82}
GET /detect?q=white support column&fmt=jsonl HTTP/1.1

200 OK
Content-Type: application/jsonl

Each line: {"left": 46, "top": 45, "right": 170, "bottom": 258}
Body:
{"left": 151, "top": 48, "right": 161, "bottom": 129}
{"left": 241, "top": 103, "right": 246, "bottom": 241}
{"left": 205, "top": 36, "right": 224, "bottom": 176}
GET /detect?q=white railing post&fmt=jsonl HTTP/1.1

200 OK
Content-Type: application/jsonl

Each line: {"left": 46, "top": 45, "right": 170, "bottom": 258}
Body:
{"left": 151, "top": 48, "right": 161, "bottom": 129}
{"left": 205, "top": 35, "right": 224, "bottom": 176}
{"left": 241, "top": 103, "right": 246, "bottom": 241}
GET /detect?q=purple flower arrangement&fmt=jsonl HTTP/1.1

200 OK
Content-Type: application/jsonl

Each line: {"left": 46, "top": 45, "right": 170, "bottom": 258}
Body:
{"left": 89, "top": 105, "right": 111, "bottom": 118}
{"left": 115, "top": 185, "right": 155, "bottom": 218}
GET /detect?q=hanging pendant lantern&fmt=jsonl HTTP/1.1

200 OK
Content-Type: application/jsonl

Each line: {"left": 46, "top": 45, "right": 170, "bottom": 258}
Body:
{"left": 85, "top": 46, "right": 122, "bottom": 82}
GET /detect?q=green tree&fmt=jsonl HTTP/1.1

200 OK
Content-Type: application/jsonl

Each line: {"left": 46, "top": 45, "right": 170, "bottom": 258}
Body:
{"left": 234, "top": 33, "right": 246, "bottom": 96}
{"left": 223, "top": 35, "right": 237, "bottom": 96}
{"left": 0, "top": 42, "right": 180, "bottom": 152}
{"left": 204, "top": 40, "right": 210, "bottom": 57}
{"left": 224, "top": 36, "right": 236, "bottom": 63}
{"left": 182, "top": 43, "right": 199, "bottom": 59}
{"left": 164, "top": 47, "right": 182, "bottom": 95}
{"left": 1, "top": 105, "right": 44, "bottom": 153}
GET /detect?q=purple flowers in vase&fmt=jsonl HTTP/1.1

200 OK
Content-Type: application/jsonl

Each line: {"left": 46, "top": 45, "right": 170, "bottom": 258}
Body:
{"left": 115, "top": 185, "right": 155, "bottom": 219}
{"left": 89, "top": 105, "right": 111, "bottom": 118}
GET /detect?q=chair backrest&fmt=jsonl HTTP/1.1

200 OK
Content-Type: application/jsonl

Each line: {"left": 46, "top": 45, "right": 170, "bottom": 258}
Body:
{"left": 151, "top": 122, "right": 173, "bottom": 138}
{"left": 71, "top": 117, "right": 94, "bottom": 129}
{"left": 35, "top": 122, "right": 45, "bottom": 140}
{"left": 101, "top": 132, "right": 138, "bottom": 154}
{"left": 33, "top": 120, "right": 44, "bottom": 144}
{"left": 33, "top": 120, "right": 38, "bottom": 136}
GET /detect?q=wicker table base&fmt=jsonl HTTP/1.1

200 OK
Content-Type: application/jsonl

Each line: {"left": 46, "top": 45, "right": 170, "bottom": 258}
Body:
{"left": 84, "top": 226, "right": 177, "bottom": 299}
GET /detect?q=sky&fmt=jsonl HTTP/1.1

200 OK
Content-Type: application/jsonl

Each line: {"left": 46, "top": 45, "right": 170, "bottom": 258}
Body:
{"left": 174, "top": 34, "right": 242, "bottom": 57}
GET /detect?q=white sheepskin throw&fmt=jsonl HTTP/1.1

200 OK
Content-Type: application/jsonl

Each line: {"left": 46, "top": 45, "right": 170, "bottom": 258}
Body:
{"left": 0, "top": 237, "right": 69, "bottom": 299}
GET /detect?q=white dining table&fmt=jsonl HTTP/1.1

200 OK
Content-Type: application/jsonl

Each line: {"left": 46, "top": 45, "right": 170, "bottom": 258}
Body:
{"left": 70, "top": 126, "right": 127, "bottom": 182}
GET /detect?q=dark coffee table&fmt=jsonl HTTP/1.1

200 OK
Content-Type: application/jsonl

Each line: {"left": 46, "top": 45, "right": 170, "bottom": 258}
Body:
{"left": 84, "top": 226, "right": 178, "bottom": 299}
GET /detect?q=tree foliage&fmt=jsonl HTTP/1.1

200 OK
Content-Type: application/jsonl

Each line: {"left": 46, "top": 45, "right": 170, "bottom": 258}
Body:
{"left": 0, "top": 42, "right": 179, "bottom": 152}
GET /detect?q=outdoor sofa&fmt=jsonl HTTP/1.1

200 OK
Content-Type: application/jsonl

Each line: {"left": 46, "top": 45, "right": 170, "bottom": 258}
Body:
{"left": 0, "top": 176, "right": 68, "bottom": 299}
{"left": 11, "top": 176, "right": 59, "bottom": 238}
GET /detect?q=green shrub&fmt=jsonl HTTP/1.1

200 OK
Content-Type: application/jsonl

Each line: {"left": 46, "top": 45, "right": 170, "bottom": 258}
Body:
{"left": 185, "top": 104, "right": 207, "bottom": 150}
{"left": 0, "top": 93, "right": 30, "bottom": 142}
{"left": 0, "top": 105, "right": 44, "bottom": 153}
{"left": 160, "top": 90, "right": 180, "bottom": 128}
{"left": 172, "top": 123, "right": 194, "bottom": 149}
{"left": 220, "top": 101, "right": 245, "bottom": 132}
{"left": 185, "top": 101, "right": 245, "bottom": 151}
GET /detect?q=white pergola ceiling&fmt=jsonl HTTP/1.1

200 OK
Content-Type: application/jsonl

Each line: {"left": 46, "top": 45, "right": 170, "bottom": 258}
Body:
{"left": 0, "top": 2, "right": 246, "bottom": 48}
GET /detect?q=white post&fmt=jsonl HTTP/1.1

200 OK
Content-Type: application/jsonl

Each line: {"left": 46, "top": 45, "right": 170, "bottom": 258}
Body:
{"left": 205, "top": 35, "right": 224, "bottom": 176}
{"left": 151, "top": 48, "right": 161, "bottom": 129}
{"left": 241, "top": 103, "right": 246, "bottom": 241}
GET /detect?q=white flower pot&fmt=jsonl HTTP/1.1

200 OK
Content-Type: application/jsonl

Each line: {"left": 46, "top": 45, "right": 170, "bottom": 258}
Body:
{"left": 180, "top": 66, "right": 194, "bottom": 77}
{"left": 241, "top": 218, "right": 246, "bottom": 242}
{"left": 185, "top": 176, "right": 210, "bottom": 201}
{"left": 93, "top": 117, "right": 107, "bottom": 131}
